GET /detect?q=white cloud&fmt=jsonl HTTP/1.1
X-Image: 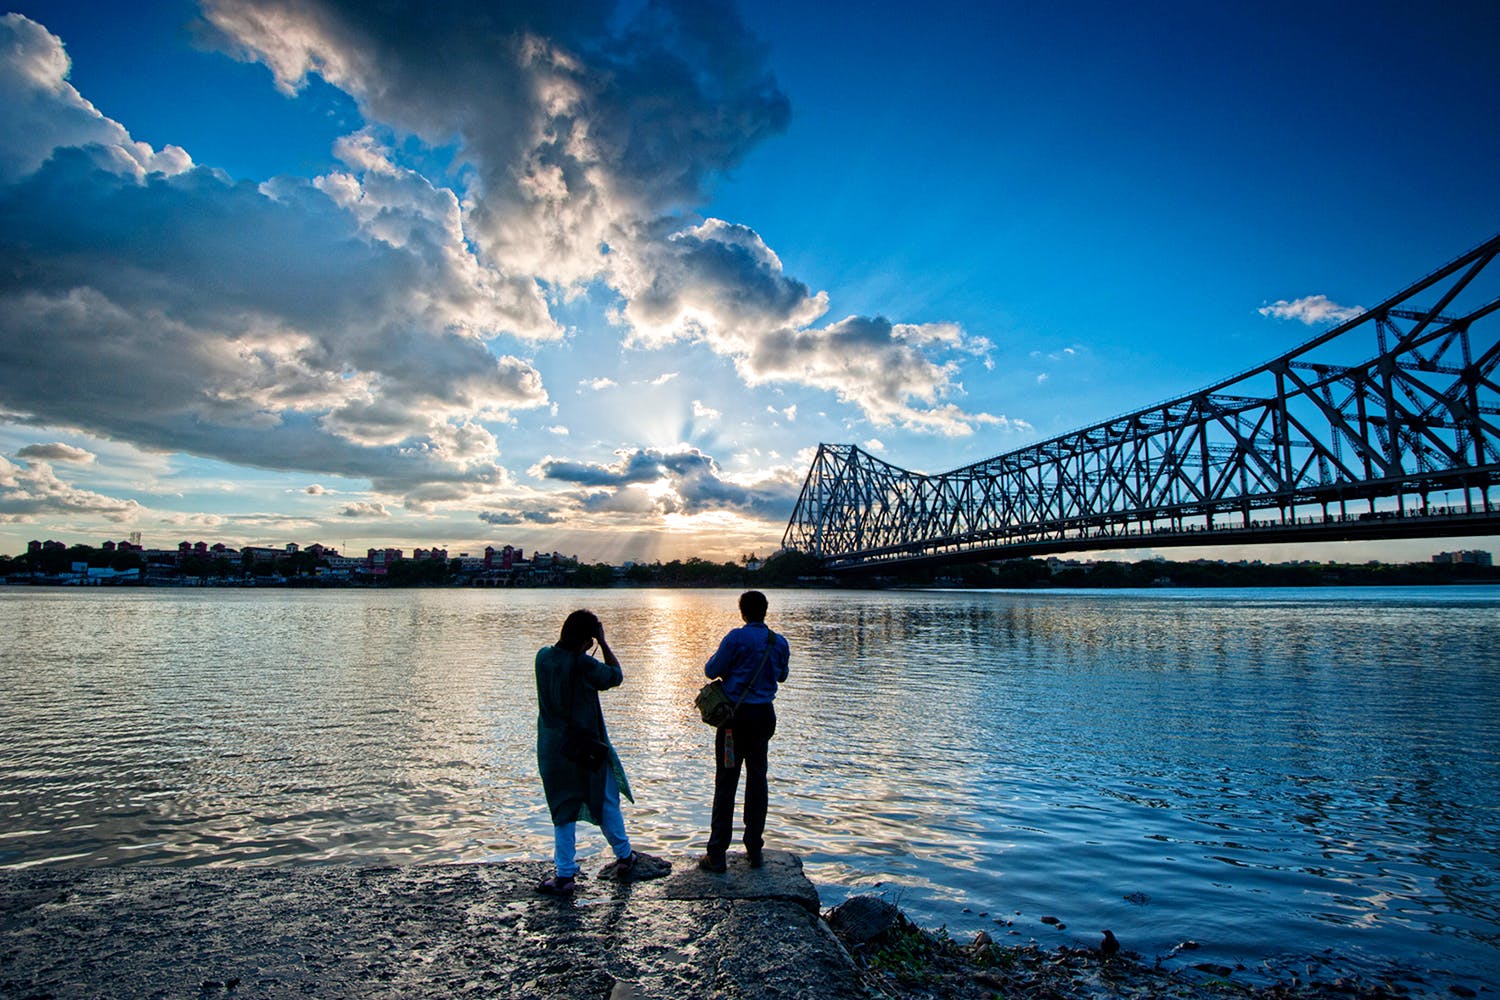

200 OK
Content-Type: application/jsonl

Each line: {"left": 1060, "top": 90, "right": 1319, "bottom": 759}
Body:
{"left": 692, "top": 400, "right": 721, "bottom": 420}
{"left": 580, "top": 377, "right": 617, "bottom": 392}
{"left": 1258, "top": 294, "right": 1363, "bottom": 325}
{"left": 611, "top": 219, "right": 998, "bottom": 433}
{"left": 766, "top": 404, "right": 797, "bottom": 422}
{"left": 339, "top": 500, "right": 390, "bottom": 518}
{"left": 0, "top": 14, "right": 192, "bottom": 185}
{"left": 745, "top": 316, "right": 999, "bottom": 435}
{"left": 0, "top": 454, "right": 142, "bottom": 523}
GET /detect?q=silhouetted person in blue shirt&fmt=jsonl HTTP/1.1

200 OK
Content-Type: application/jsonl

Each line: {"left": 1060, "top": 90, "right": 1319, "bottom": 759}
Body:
{"left": 698, "top": 590, "right": 790, "bottom": 871}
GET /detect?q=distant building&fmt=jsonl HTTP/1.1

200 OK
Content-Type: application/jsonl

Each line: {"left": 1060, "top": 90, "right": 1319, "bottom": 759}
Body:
{"left": 1432, "top": 550, "right": 1493, "bottom": 566}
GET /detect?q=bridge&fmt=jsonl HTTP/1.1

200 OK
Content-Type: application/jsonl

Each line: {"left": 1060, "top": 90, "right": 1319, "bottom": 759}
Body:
{"left": 783, "top": 232, "right": 1500, "bottom": 572}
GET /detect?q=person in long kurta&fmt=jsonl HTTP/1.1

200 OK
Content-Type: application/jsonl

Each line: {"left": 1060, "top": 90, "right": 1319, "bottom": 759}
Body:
{"left": 534, "top": 608, "right": 639, "bottom": 895}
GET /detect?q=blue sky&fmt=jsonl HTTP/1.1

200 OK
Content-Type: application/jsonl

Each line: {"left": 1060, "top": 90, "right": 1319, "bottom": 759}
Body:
{"left": 2, "top": 0, "right": 1497, "bottom": 564}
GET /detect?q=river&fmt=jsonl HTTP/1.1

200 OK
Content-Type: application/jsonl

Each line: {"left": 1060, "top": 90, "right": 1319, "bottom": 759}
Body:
{"left": 2, "top": 584, "right": 1497, "bottom": 990}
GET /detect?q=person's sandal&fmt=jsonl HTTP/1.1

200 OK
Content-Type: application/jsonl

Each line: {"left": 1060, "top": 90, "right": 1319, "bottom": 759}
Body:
{"left": 536, "top": 875, "right": 576, "bottom": 896}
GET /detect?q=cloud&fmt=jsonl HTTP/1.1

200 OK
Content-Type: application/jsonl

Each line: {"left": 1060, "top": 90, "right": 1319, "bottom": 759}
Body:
{"left": 478, "top": 508, "right": 560, "bottom": 526}
{"left": 745, "top": 315, "right": 999, "bottom": 435}
{"left": 532, "top": 444, "right": 799, "bottom": 518}
{"left": 338, "top": 500, "right": 389, "bottom": 518}
{"left": 0, "top": 454, "right": 142, "bottom": 523}
{"left": 617, "top": 218, "right": 828, "bottom": 344}
{"left": 0, "top": 14, "right": 193, "bottom": 185}
{"left": 1258, "top": 295, "right": 1363, "bottom": 325}
{"left": 305, "top": 484, "right": 329, "bottom": 494}
{"left": 199, "top": 2, "right": 990, "bottom": 434}
{"left": 200, "top": 0, "right": 790, "bottom": 288}
{"left": 16, "top": 442, "right": 94, "bottom": 463}
{"left": 580, "top": 377, "right": 617, "bottom": 392}
{"left": 692, "top": 400, "right": 720, "bottom": 420}
{"left": 611, "top": 218, "right": 997, "bottom": 432}
{"left": 0, "top": 15, "right": 551, "bottom": 508}
{"left": 1, "top": 1, "right": 1011, "bottom": 560}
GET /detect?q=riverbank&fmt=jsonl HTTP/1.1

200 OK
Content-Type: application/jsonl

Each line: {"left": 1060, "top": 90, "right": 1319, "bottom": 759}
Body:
{"left": 2, "top": 856, "right": 1462, "bottom": 999}
{"left": 1, "top": 853, "right": 862, "bottom": 999}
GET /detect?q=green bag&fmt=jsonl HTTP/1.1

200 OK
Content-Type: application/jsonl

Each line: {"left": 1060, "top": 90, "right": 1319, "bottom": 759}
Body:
{"left": 694, "top": 632, "right": 776, "bottom": 726}
{"left": 694, "top": 679, "right": 735, "bottom": 726}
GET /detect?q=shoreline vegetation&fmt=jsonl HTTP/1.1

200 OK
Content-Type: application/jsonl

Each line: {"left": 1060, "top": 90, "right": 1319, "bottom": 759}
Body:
{"left": 2, "top": 543, "right": 1496, "bottom": 590}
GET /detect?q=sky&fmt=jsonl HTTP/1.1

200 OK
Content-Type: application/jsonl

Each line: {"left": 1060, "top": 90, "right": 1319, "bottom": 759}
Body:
{"left": 1, "top": 0, "right": 1498, "bottom": 565}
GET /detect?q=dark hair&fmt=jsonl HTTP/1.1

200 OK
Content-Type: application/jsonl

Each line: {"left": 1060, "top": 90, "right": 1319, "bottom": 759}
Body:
{"left": 558, "top": 609, "right": 600, "bottom": 650}
{"left": 739, "top": 590, "right": 768, "bottom": 622}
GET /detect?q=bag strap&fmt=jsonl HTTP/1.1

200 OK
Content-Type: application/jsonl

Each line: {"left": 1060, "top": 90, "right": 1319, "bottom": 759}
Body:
{"left": 729, "top": 631, "right": 777, "bottom": 714}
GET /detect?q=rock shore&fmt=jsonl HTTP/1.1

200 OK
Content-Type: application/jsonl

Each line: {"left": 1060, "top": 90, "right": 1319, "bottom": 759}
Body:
{"left": 1, "top": 852, "right": 861, "bottom": 999}
{"left": 1, "top": 855, "right": 1464, "bottom": 999}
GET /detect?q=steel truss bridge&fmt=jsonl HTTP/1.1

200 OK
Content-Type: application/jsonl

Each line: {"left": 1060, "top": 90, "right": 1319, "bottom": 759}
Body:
{"left": 784, "top": 233, "right": 1500, "bottom": 572}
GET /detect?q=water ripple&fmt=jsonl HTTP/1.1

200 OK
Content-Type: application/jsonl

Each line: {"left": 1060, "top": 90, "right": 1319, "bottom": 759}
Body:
{"left": 2, "top": 585, "right": 1497, "bottom": 988}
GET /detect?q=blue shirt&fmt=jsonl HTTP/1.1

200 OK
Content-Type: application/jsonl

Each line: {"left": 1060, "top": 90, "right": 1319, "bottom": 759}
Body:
{"left": 704, "top": 621, "right": 789, "bottom": 705}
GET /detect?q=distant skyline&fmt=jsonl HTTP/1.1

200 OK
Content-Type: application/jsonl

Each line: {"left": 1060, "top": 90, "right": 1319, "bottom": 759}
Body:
{"left": 2, "top": 1, "right": 1498, "bottom": 564}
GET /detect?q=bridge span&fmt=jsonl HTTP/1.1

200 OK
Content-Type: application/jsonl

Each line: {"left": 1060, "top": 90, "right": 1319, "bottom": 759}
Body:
{"left": 783, "top": 233, "right": 1500, "bottom": 572}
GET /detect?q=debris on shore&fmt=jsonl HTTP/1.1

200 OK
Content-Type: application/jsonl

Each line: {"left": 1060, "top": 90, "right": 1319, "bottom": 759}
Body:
{"left": 823, "top": 895, "right": 1443, "bottom": 999}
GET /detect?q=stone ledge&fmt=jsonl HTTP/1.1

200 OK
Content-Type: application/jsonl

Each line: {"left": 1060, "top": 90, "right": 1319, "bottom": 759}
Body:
{"left": 0, "top": 852, "right": 864, "bottom": 1000}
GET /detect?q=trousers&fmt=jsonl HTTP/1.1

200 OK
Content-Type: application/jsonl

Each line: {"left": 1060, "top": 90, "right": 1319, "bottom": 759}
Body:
{"left": 707, "top": 701, "right": 776, "bottom": 857}
{"left": 553, "top": 766, "right": 631, "bottom": 877}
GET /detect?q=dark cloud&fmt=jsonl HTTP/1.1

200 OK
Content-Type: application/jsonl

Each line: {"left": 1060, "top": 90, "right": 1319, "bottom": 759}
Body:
{"left": 478, "top": 509, "right": 561, "bottom": 526}
{"left": 536, "top": 444, "right": 798, "bottom": 518}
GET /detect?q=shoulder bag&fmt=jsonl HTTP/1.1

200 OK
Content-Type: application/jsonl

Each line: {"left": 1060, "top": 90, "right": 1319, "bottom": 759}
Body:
{"left": 695, "top": 631, "right": 776, "bottom": 727}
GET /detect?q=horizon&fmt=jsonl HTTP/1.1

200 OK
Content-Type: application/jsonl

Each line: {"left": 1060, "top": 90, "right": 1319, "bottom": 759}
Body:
{"left": 3, "top": 2, "right": 1498, "bottom": 565}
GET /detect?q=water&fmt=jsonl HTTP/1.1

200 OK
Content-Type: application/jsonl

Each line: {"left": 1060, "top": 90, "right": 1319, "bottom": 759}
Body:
{"left": 2, "top": 585, "right": 1497, "bottom": 990}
